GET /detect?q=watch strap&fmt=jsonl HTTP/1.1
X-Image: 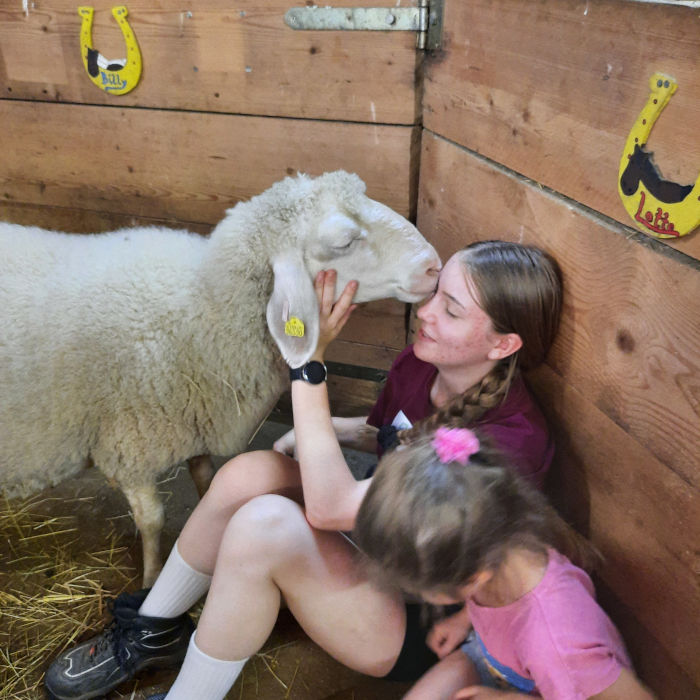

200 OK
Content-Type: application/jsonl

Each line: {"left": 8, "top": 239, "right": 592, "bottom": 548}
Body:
{"left": 289, "top": 361, "right": 327, "bottom": 384}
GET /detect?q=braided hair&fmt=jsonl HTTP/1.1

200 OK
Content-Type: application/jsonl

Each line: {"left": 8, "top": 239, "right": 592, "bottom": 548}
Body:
{"left": 400, "top": 240, "right": 562, "bottom": 443}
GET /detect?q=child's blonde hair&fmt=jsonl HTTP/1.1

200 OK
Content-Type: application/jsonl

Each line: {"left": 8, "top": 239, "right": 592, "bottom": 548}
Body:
{"left": 353, "top": 429, "right": 597, "bottom": 597}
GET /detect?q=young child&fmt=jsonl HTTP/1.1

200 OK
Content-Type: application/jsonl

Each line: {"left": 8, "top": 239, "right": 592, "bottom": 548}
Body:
{"left": 353, "top": 426, "right": 655, "bottom": 700}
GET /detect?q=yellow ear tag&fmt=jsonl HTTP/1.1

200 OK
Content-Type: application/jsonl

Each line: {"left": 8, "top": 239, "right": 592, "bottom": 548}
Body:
{"left": 78, "top": 6, "right": 142, "bottom": 95}
{"left": 284, "top": 316, "right": 305, "bottom": 337}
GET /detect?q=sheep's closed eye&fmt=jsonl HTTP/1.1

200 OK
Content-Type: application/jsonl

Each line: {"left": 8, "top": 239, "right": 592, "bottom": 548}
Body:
{"left": 315, "top": 213, "right": 366, "bottom": 260}
{"left": 333, "top": 227, "right": 367, "bottom": 252}
{"left": 333, "top": 236, "right": 357, "bottom": 251}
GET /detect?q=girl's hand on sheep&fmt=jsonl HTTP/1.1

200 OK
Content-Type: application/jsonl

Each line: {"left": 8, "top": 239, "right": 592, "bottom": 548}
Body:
{"left": 312, "top": 270, "right": 358, "bottom": 361}
{"left": 273, "top": 428, "right": 297, "bottom": 457}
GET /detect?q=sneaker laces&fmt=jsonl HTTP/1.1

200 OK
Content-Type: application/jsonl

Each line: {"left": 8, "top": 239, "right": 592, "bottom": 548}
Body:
{"left": 88, "top": 594, "right": 139, "bottom": 671}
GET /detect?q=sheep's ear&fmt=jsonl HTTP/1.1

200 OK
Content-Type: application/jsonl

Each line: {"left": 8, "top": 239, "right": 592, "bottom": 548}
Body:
{"left": 266, "top": 256, "right": 320, "bottom": 368}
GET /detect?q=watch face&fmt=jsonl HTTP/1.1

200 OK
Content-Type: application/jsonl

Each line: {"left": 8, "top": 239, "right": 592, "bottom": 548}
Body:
{"left": 302, "top": 361, "right": 327, "bottom": 384}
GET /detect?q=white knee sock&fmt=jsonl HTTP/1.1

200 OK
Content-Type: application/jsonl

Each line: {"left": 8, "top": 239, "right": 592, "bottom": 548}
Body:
{"left": 139, "top": 540, "right": 212, "bottom": 618}
{"left": 165, "top": 632, "right": 248, "bottom": 700}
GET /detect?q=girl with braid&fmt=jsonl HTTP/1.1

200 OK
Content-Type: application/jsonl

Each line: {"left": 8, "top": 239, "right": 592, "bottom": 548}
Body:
{"left": 46, "top": 241, "right": 563, "bottom": 700}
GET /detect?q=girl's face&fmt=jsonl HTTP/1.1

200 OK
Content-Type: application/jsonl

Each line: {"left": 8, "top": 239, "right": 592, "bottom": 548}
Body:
{"left": 413, "top": 255, "right": 504, "bottom": 370}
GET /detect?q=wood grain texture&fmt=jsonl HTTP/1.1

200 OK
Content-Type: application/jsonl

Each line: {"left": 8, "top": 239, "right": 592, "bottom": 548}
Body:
{"left": 418, "top": 132, "right": 700, "bottom": 488}
{"left": 423, "top": 0, "right": 700, "bottom": 259}
{"left": 0, "top": 200, "right": 213, "bottom": 234}
{"left": 595, "top": 583, "right": 699, "bottom": 699}
{"left": 0, "top": 0, "right": 420, "bottom": 124}
{"left": 0, "top": 100, "right": 418, "bottom": 223}
{"left": 327, "top": 337, "right": 403, "bottom": 371}
{"left": 417, "top": 132, "right": 700, "bottom": 693}
{"left": 529, "top": 363, "right": 700, "bottom": 690}
{"left": 329, "top": 298, "right": 407, "bottom": 370}
{"left": 274, "top": 373, "right": 382, "bottom": 422}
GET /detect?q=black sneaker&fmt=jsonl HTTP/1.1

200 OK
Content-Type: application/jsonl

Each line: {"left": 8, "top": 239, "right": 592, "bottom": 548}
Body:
{"left": 44, "top": 589, "right": 194, "bottom": 700}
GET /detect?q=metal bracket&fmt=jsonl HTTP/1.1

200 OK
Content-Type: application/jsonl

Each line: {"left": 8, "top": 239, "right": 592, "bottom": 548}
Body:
{"left": 284, "top": 0, "right": 443, "bottom": 50}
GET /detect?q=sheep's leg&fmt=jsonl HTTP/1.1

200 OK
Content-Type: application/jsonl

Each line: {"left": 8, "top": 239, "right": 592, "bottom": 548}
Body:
{"left": 187, "top": 454, "right": 215, "bottom": 498}
{"left": 122, "top": 482, "right": 164, "bottom": 587}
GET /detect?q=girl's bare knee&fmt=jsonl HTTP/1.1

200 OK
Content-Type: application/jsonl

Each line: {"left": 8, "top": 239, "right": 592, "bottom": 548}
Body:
{"left": 206, "top": 450, "right": 298, "bottom": 508}
{"left": 206, "top": 454, "right": 246, "bottom": 497}
{"left": 235, "top": 493, "right": 305, "bottom": 531}
{"left": 221, "top": 494, "right": 309, "bottom": 560}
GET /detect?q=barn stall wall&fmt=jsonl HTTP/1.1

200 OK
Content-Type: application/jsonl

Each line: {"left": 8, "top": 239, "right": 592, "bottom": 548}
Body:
{"left": 415, "top": 1, "right": 699, "bottom": 697}
{"left": 1, "top": 0, "right": 699, "bottom": 697}
{"left": 0, "top": 0, "right": 422, "bottom": 402}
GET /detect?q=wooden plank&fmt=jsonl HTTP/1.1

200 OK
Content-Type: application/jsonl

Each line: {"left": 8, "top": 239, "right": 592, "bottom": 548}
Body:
{"left": 273, "top": 373, "right": 382, "bottom": 422}
{"left": 418, "top": 132, "right": 700, "bottom": 489}
{"left": 0, "top": 0, "right": 420, "bottom": 124}
{"left": 327, "top": 337, "right": 402, "bottom": 371}
{"left": 328, "top": 297, "right": 406, "bottom": 370}
{"left": 0, "top": 201, "right": 212, "bottom": 235}
{"left": 423, "top": 0, "right": 700, "bottom": 259}
{"left": 337, "top": 299, "right": 406, "bottom": 349}
{"left": 529, "top": 363, "right": 700, "bottom": 688}
{"left": 417, "top": 132, "right": 700, "bottom": 692}
{"left": 595, "top": 583, "right": 699, "bottom": 700}
{"left": 0, "top": 100, "right": 418, "bottom": 223}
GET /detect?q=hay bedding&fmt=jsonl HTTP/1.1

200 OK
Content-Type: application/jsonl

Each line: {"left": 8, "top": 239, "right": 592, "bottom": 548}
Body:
{"left": 0, "top": 490, "right": 332, "bottom": 700}
{"left": 0, "top": 476, "right": 404, "bottom": 699}
{"left": 0, "top": 494, "right": 138, "bottom": 699}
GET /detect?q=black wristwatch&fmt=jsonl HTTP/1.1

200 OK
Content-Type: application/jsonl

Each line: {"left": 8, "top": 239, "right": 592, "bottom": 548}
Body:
{"left": 289, "top": 361, "right": 327, "bottom": 384}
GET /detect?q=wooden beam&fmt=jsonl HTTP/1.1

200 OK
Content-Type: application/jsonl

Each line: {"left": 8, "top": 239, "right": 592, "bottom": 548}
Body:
{"left": 0, "top": 100, "right": 418, "bottom": 223}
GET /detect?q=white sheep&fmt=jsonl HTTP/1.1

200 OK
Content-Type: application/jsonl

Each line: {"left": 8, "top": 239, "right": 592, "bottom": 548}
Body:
{"left": 0, "top": 171, "right": 440, "bottom": 584}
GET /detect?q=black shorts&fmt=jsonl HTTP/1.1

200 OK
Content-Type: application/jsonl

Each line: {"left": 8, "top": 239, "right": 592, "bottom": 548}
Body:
{"left": 382, "top": 603, "right": 440, "bottom": 682}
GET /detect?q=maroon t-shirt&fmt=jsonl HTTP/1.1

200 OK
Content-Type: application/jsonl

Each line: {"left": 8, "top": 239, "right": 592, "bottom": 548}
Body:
{"left": 367, "top": 345, "right": 553, "bottom": 488}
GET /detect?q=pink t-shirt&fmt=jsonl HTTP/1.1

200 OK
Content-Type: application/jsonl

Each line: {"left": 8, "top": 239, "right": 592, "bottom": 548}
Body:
{"left": 467, "top": 550, "right": 632, "bottom": 699}
{"left": 367, "top": 345, "right": 553, "bottom": 487}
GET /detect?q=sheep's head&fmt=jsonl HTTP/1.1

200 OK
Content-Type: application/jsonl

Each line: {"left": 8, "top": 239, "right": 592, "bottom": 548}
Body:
{"left": 300, "top": 171, "right": 441, "bottom": 304}
{"left": 267, "top": 171, "right": 441, "bottom": 367}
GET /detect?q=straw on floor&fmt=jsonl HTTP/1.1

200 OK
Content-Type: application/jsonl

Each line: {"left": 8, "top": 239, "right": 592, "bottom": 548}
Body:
{"left": 0, "top": 494, "right": 137, "bottom": 699}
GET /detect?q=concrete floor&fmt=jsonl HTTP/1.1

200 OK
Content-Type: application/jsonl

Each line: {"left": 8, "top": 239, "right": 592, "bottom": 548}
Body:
{"left": 16, "top": 420, "right": 410, "bottom": 699}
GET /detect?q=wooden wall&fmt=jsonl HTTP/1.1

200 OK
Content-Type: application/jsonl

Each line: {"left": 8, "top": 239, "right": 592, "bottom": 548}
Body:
{"left": 0, "top": 0, "right": 422, "bottom": 372}
{"left": 416, "top": 1, "right": 699, "bottom": 697}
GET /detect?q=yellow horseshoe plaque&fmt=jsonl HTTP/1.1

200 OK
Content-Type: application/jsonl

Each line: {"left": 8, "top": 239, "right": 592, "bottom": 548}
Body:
{"left": 78, "top": 6, "right": 142, "bottom": 95}
{"left": 618, "top": 73, "right": 700, "bottom": 238}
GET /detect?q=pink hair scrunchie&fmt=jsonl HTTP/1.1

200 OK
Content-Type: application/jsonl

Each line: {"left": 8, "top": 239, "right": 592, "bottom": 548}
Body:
{"left": 432, "top": 427, "right": 480, "bottom": 465}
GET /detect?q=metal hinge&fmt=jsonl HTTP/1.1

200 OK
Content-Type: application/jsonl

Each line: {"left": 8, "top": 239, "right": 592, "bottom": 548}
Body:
{"left": 284, "top": 0, "right": 444, "bottom": 50}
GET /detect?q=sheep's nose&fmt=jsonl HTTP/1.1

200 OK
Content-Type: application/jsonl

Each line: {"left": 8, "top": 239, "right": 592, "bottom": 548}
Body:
{"left": 406, "top": 258, "right": 441, "bottom": 298}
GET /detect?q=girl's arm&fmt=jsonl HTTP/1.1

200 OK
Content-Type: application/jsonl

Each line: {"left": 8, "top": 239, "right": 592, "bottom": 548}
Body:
{"left": 427, "top": 605, "right": 473, "bottom": 659}
{"left": 591, "top": 668, "right": 656, "bottom": 700}
{"left": 273, "top": 416, "right": 378, "bottom": 456}
{"left": 291, "top": 270, "right": 373, "bottom": 531}
{"left": 331, "top": 416, "right": 379, "bottom": 451}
